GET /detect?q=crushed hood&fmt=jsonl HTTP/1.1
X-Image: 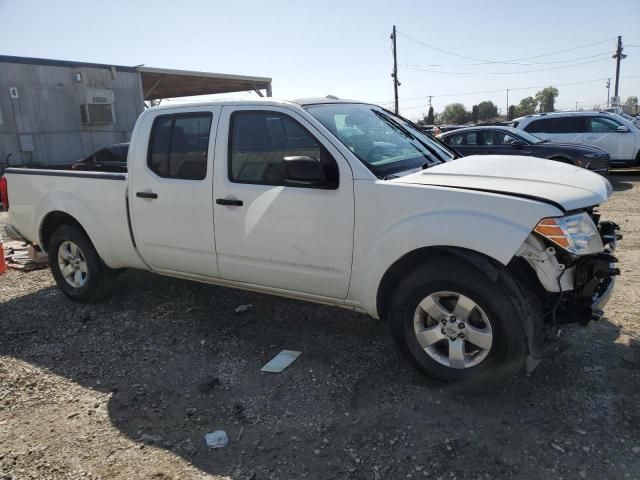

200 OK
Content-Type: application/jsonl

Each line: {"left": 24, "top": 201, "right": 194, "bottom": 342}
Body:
{"left": 391, "top": 155, "right": 612, "bottom": 212}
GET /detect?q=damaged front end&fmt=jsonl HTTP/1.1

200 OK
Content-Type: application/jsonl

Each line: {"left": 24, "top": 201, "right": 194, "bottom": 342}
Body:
{"left": 516, "top": 208, "right": 621, "bottom": 327}
{"left": 570, "top": 218, "right": 621, "bottom": 323}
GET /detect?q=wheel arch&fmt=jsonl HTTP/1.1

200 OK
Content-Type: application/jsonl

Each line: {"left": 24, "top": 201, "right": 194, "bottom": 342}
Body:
{"left": 40, "top": 211, "right": 89, "bottom": 252}
{"left": 376, "top": 246, "right": 505, "bottom": 322}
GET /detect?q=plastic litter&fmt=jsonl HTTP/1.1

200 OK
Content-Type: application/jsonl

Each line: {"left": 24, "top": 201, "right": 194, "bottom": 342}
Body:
{"left": 205, "top": 430, "right": 229, "bottom": 449}
{"left": 234, "top": 304, "right": 252, "bottom": 313}
{"left": 261, "top": 350, "right": 302, "bottom": 373}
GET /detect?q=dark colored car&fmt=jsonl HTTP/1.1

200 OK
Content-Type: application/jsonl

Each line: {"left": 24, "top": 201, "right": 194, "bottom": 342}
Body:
{"left": 71, "top": 143, "right": 129, "bottom": 172}
{"left": 440, "top": 126, "right": 609, "bottom": 174}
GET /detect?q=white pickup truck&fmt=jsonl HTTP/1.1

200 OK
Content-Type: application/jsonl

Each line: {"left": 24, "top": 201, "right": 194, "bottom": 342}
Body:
{"left": 2, "top": 98, "right": 621, "bottom": 384}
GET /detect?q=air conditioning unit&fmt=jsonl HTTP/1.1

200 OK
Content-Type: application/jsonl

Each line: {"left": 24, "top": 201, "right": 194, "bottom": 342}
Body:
{"left": 80, "top": 103, "right": 114, "bottom": 124}
{"left": 80, "top": 88, "right": 115, "bottom": 125}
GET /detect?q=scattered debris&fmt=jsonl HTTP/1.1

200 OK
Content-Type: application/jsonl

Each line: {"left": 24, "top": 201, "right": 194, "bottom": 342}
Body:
{"left": 260, "top": 350, "right": 302, "bottom": 373}
{"left": 234, "top": 304, "right": 253, "bottom": 313}
{"left": 550, "top": 442, "right": 566, "bottom": 453}
{"left": 205, "top": 430, "right": 229, "bottom": 449}
{"left": 3, "top": 240, "right": 48, "bottom": 271}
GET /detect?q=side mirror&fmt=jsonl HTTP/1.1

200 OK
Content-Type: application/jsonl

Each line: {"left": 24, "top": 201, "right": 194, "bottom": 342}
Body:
{"left": 510, "top": 139, "right": 526, "bottom": 147}
{"left": 283, "top": 156, "right": 327, "bottom": 187}
{"left": 616, "top": 125, "right": 630, "bottom": 133}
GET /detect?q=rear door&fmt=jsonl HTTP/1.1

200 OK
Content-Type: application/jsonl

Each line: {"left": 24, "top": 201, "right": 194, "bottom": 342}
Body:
{"left": 212, "top": 106, "right": 354, "bottom": 299}
{"left": 129, "top": 106, "right": 221, "bottom": 276}
{"left": 583, "top": 115, "right": 636, "bottom": 160}
{"left": 523, "top": 117, "right": 585, "bottom": 144}
{"left": 444, "top": 131, "right": 480, "bottom": 156}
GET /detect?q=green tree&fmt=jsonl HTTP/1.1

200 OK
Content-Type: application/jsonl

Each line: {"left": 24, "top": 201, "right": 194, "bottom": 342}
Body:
{"left": 426, "top": 106, "right": 435, "bottom": 125}
{"left": 535, "top": 87, "right": 559, "bottom": 113}
{"left": 508, "top": 105, "right": 516, "bottom": 121}
{"left": 471, "top": 105, "right": 479, "bottom": 123}
{"left": 440, "top": 103, "right": 469, "bottom": 124}
{"left": 515, "top": 96, "right": 538, "bottom": 116}
{"left": 477, "top": 101, "right": 499, "bottom": 121}
{"left": 623, "top": 96, "right": 638, "bottom": 115}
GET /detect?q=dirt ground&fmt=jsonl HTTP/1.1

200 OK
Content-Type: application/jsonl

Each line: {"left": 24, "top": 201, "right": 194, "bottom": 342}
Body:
{"left": 1, "top": 173, "right": 639, "bottom": 480}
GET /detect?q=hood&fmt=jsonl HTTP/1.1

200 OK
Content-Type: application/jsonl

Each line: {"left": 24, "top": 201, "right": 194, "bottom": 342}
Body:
{"left": 391, "top": 155, "right": 612, "bottom": 212}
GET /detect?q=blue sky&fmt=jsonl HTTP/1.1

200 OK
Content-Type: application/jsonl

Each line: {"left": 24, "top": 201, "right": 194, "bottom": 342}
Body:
{"left": 1, "top": 0, "right": 639, "bottom": 119}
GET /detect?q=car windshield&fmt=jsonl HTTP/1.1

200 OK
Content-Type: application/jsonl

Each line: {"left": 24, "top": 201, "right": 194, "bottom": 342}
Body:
{"left": 304, "top": 103, "right": 454, "bottom": 177}
{"left": 508, "top": 128, "right": 545, "bottom": 144}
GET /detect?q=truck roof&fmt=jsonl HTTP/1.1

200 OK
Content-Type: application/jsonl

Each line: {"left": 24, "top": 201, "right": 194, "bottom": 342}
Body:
{"left": 148, "top": 96, "right": 370, "bottom": 111}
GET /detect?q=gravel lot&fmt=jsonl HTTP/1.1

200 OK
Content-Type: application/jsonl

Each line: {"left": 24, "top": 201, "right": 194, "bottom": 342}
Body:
{"left": 1, "top": 173, "right": 639, "bottom": 480}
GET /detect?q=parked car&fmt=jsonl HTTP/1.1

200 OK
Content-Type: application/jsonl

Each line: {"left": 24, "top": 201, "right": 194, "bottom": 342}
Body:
{"left": 3, "top": 97, "right": 620, "bottom": 385}
{"left": 71, "top": 143, "right": 129, "bottom": 172}
{"left": 513, "top": 111, "right": 640, "bottom": 167}
{"left": 440, "top": 126, "right": 610, "bottom": 174}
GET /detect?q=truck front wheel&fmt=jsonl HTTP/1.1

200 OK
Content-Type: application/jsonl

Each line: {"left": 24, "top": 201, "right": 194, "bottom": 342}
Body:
{"left": 389, "top": 257, "right": 528, "bottom": 386}
{"left": 48, "top": 225, "right": 108, "bottom": 303}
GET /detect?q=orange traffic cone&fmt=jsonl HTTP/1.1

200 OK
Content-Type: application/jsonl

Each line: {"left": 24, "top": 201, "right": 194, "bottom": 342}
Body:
{"left": 0, "top": 234, "right": 6, "bottom": 276}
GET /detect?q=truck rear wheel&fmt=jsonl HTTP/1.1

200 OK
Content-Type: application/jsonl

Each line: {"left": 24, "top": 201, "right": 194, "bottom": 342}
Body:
{"left": 48, "top": 225, "right": 108, "bottom": 303}
{"left": 389, "top": 257, "right": 528, "bottom": 386}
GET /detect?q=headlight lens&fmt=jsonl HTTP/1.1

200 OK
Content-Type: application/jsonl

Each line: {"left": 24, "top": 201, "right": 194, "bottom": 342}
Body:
{"left": 534, "top": 212, "right": 603, "bottom": 255}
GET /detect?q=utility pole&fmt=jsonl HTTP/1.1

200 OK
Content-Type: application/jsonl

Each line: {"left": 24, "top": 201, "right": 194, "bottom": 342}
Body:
{"left": 506, "top": 89, "right": 509, "bottom": 119}
{"left": 612, "top": 36, "right": 627, "bottom": 104}
{"left": 606, "top": 78, "right": 611, "bottom": 108}
{"left": 391, "top": 25, "right": 399, "bottom": 115}
{"left": 575, "top": 101, "right": 578, "bottom": 111}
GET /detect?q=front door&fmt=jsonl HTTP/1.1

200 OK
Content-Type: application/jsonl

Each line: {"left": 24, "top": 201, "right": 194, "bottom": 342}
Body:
{"left": 212, "top": 106, "right": 354, "bottom": 299}
{"left": 129, "top": 106, "right": 221, "bottom": 276}
{"left": 583, "top": 115, "right": 636, "bottom": 160}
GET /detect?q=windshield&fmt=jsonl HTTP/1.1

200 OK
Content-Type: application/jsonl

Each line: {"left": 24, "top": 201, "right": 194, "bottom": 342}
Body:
{"left": 509, "top": 128, "right": 545, "bottom": 144}
{"left": 304, "top": 103, "right": 454, "bottom": 177}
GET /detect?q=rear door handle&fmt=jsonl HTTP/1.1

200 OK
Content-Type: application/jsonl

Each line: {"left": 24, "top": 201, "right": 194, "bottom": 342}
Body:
{"left": 216, "top": 198, "right": 243, "bottom": 206}
{"left": 136, "top": 191, "right": 158, "bottom": 199}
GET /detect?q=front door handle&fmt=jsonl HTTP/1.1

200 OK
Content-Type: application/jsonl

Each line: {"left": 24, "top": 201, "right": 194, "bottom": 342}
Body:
{"left": 136, "top": 191, "right": 158, "bottom": 199}
{"left": 216, "top": 198, "right": 243, "bottom": 206}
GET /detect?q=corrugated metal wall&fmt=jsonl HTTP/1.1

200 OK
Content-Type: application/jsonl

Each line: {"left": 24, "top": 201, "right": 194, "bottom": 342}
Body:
{"left": 0, "top": 60, "right": 143, "bottom": 167}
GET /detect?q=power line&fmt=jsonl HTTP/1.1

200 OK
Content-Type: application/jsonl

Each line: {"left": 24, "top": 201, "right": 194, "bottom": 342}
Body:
{"left": 402, "top": 51, "right": 613, "bottom": 68}
{"left": 399, "top": 56, "right": 610, "bottom": 75}
{"left": 383, "top": 75, "right": 640, "bottom": 110}
{"left": 396, "top": 31, "right": 617, "bottom": 65}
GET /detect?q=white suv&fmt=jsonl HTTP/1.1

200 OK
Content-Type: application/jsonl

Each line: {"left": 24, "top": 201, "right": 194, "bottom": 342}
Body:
{"left": 514, "top": 111, "right": 640, "bottom": 167}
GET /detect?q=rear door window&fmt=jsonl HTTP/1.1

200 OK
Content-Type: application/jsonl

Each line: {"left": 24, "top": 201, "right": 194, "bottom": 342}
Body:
{"left": 524, "top": 117, "right": 585, "bottom": 134}
{"left": 148, "top": 113, "right": 212, "bottom": 180}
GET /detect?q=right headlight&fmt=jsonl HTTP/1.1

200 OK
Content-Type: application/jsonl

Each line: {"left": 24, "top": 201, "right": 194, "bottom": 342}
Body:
{"left": 534, "top": 212, "right": 603, "bottom": 255}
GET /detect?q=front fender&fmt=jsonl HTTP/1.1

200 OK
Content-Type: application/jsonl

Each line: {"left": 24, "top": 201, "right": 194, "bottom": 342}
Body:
{"left": 350, "top": 204, "right": 561, "bottom": 318}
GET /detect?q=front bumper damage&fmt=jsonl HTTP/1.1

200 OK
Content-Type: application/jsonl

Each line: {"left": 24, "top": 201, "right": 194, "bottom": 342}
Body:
{"left": 569, "top": 220, "right": 621, "bottom": 323}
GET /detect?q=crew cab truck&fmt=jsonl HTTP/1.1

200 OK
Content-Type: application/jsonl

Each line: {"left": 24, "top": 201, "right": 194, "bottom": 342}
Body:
{"left": 3, "top": 98, "right": 620, "bottom": 384}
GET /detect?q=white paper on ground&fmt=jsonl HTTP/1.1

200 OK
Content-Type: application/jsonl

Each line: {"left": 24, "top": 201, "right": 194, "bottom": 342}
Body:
{"left": 260, "top": 350, "right": 302, "bottom": 373}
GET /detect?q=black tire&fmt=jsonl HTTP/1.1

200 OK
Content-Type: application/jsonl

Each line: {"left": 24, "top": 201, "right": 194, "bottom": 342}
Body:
{"left": 48, "top": 224, "right": 109, "bottom": 303}
{"left": 389, "top": 256, "right": 528, "bottom": 386}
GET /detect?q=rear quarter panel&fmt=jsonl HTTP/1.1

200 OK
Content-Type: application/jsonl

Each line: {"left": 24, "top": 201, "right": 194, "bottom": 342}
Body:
{"left": 6, "top": 170, "right": 145, "bottom": 269}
